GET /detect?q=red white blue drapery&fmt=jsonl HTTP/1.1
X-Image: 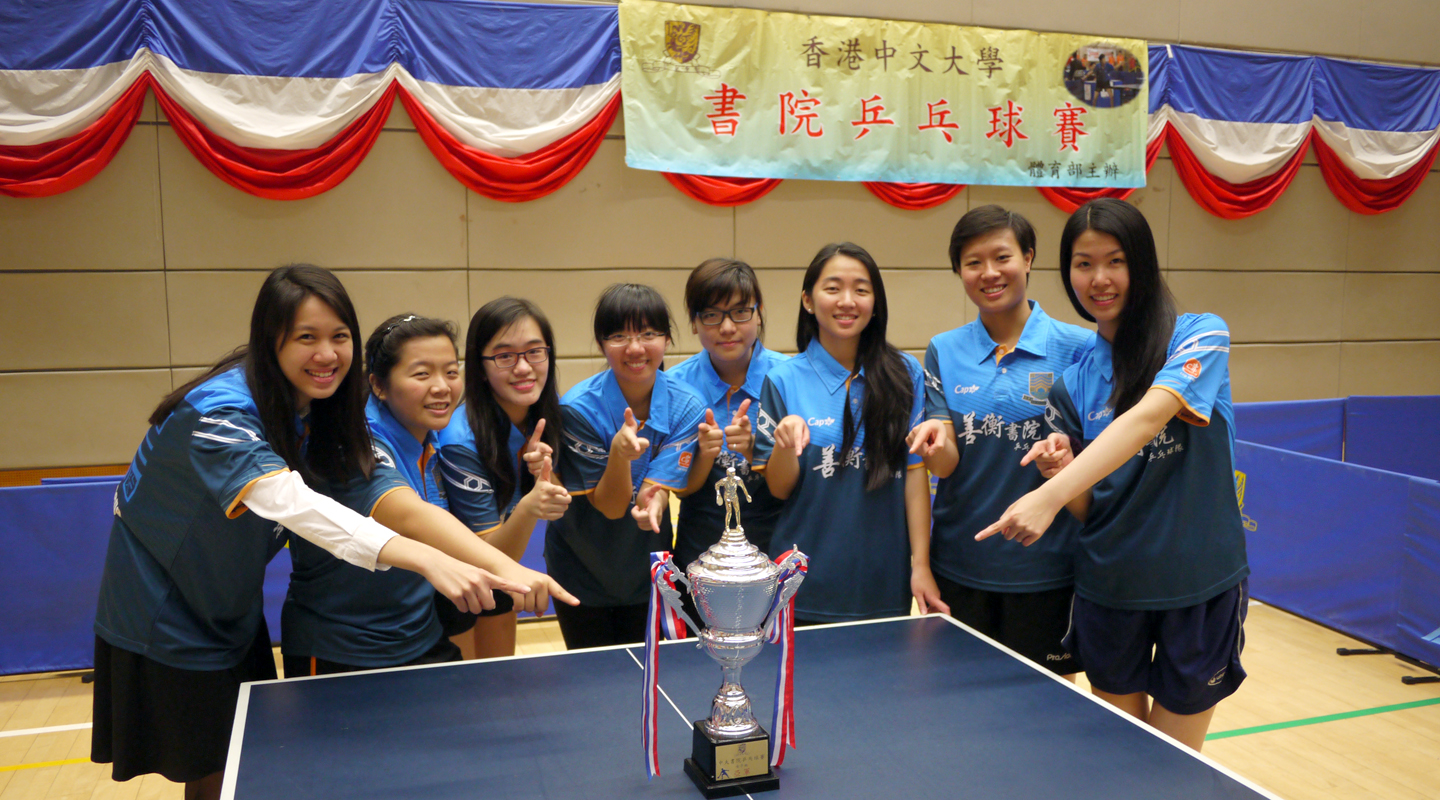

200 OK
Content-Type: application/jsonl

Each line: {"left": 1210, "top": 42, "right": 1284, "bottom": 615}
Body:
{"left": 2, "top": 4, "right": 1436, "bottom": 216}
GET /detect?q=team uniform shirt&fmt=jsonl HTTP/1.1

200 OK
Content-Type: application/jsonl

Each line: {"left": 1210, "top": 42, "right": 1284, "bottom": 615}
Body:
{"left": 435, "top": 404, "right": 528, "bottom": 533}
{"left": 550, "top": 368, "right": 706, "bottom": 606}
{"left": 668, "top": 343, "right": 789, "bottom": 568}
{"left": 281, "top": 396, "right": 431, "bottom": 668}
{"left": 925, "top": 302, "right": 1094, "bottom": 592}
{"left": 752, "top": 341, "right": 926, "bottom": 622}
{"left": 1045, "top": 313, "right": 1250, "bottom": 610}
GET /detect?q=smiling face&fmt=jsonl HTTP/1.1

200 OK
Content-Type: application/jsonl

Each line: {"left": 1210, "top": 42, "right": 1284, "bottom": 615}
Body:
{"left": 804, "top": 253, "right": 875, "bottom": 346}
{"left": 693, "top": 291, "right": 761, "bottom": 373}
{"left": 602, "top": 326, "right": 668, "bottom": 393}
{"left": 958, "top": 228, "right": 1033, "bottom": 317}
{"left": 371, "top": 335, "right": 462, "bottom": 442}
{"left": 1067, "top": 228, "right": 1131, "bottom": 340}
{"left": 277, "top": 295, "right": 353, "bottom": 411}
{"left": 482, "top": 316, "right": 550, "bottom": 425}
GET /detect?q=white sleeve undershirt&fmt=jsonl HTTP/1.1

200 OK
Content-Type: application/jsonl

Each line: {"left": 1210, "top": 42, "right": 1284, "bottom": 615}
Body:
{"left": 241, "top": 470, "right": 397, "bottom": 572}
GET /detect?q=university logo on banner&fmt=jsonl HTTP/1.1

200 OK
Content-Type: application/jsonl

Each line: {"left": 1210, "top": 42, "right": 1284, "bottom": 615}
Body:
{"left": 619, "top": 0, "right": 1148, "bottom": 186}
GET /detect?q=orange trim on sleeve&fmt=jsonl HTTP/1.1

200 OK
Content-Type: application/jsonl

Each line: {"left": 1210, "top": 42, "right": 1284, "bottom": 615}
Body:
{"left": 473, "top": 523, "right": 502, "bottom": 537}
{"left": 906, "top": 462, "right": 926, "bottom": 471}
{"left": 227, "top": 468, "right": 290, "bottom": 519}
{"left": 749, "top": 463, "right": 767, "bottom": 472}
{"left": 368, "top": 485, "right": 410, "bottom": 516}
{"left": 569, "top": 487, "right": 596, "bottom": 497}
{"left": 642, "top": 478, "right": 684, "bottom": 492}
{"left": 1153, "top": 385, "right": 1210, "bottom": 427}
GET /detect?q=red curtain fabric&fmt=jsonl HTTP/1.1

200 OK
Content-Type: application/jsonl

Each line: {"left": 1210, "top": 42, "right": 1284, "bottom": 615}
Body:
{"left": 1036, "top": 133, "right": 1166, "bottom": 213}
{"left": 662, "top": 172, "right": 783, "bottom": 206}
{"left": 153, "top": 80, "right": 396, "bottom": 201}
{"left": 861, "top": 181, "right": 965, "bottom": 210}
{"left": 1165, "top": 126, "right": 1313, "bottom": 219}
{"left": 0, "top": 76, "right": 150, "bottom": 198}
{"left": 400, "top": 88, "right": 619, "bottom": 203}
{"left": 1313, "top": 135, "right": 1439, "bottom": 215}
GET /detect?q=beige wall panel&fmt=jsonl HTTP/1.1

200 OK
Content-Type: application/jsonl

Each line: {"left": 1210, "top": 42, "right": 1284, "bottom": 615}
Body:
{"left": 159, "top": 129, "right": 467, "bottom": 270}
{"left": 1168, "top": 271, "right": 1345, "bottom": 344}
{"left": 1346, "top": 176, "right": 1440, "bottom": 272}
{"left": 141, "top": 91, "right": 157, "bottom": 122}
{"left": 0, "top": 272, "right": 169, "bottom": 370}
{"left": 736, "top": 181, "right": 965, "bottom": 269}
{"left": 1168, "top": 167, "right": 1348, "bottom": 272}
{"left": 469, "top": 269, "right": 696, "bottom": 358}
{"left": 333, "top": 270, "right": 472, "bottom": 351}
{"left": 1228, "top": 344, "right": 1341, "bottom": 403}
{"left": 883, "top": 269, "right": 970, "bottom": 351}
{"left": 1177, "top": 0, "right": 1351, "bottom": 61}
{"left": 0, "top": 369, "right": 170, "bottom": 469}
{"left": 754, "top": 267, "right": 807, "bottom": 354}
{"left": 1340, "top": 341, "right": 1440, "bottom": 396}
{"left": 467, "top": 141, "right": 731, "bottom": 269}
{"left": 171, "top": 367, "right": 208, "bottom": 390}
{"left": 973, "top": 0, "right": 1179, "bottom": 41}
{"left": 384, "top": 96, "right": 415, "bottom": 131}
{"left": 1355, "top": 0, "right": 1440, "bottom": 65}
{"left": 0, "top": 127, "right": 163, "bottom": 272}
{"left": 553, "top": 357, "right": 608, "bottom": 396}
{"left": 166, "top": 271, "right": 267, "bottom": 366}
{"left": 709, "top": 0, "right": 972, "bottom": 24}
{"left": 1341, "top": 272, "right": 1440, "bottom": 341}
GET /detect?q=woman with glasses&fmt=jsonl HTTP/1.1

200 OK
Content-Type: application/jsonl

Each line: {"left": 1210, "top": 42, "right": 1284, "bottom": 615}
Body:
{"left": 436, "top": 298, "right": 572, "bottom": 657}
{"left": 668, "top": 259, "right": 788, "bottom": 617}
{"left": 547, "top": 283, "right": 708, "bottom": 648}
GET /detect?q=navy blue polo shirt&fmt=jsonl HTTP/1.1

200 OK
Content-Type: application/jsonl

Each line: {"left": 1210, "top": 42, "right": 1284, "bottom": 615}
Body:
{"left": 668, "top": 342, "right": 789, "bottom": 569}
{"left": 95, "top": 368, "right": 294, "bottom": 669}
{"left": 1045, "top": 313, "right": 1250, "bottom": 610}
{"left": 925, "top": 302, "right": 1094, "bottom": 592}
{"left": 752, "top": 340, "right": 925, "bottom": 622}
{"left": 281, "top": 396, "right": 435, "bottom": 668}
{"left": 435, "top": 404, "right": 528, "bottom": 533}
{"left": 549, "top": 368, "right": 706, "bottom": 606}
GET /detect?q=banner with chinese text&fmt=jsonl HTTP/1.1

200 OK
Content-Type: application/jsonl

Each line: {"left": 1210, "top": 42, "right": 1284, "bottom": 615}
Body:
{"left": 620, "top": 0, "right": 1148, "bottom": 187}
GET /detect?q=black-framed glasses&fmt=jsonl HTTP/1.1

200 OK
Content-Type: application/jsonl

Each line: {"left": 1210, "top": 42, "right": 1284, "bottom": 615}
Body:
{"left": 603, "top": 330, "right": 667, "bottom": 348}
{"left": 697, "top": 306, "right": 757, "bottom": 326}
{"left": 480, "top": 346, "right": 551, "bottom": 370}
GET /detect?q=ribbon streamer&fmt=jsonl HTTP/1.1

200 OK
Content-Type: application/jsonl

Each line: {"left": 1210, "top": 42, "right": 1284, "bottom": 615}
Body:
{"left": 643, "top": 551, "right": 689, "bottom": 778}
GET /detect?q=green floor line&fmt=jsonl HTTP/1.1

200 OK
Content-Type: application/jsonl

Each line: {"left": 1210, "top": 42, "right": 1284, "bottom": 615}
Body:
{"left": 1206, "top": 696, "right": 1440, "bottom": 740}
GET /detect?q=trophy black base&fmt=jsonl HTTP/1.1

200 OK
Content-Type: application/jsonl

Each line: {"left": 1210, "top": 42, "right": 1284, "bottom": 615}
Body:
{"left": 683, "top": 721, "right": 778, "bottom": 798}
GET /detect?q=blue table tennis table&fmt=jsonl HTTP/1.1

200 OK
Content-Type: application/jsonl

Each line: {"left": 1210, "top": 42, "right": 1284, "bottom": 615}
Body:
{"left": 221, "top": 615, "right": 1280, "bottom": 799}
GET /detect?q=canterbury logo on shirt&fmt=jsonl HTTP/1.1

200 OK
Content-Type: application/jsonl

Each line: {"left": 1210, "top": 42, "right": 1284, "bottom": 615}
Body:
{"left": 436, "top": 453, "right": 494, "bottom": 494}
{"left": 192, "top": 416, "right": 261, "bottom": 444}
{"left": 564, "top": 431, "right": 608, "bottom": 462}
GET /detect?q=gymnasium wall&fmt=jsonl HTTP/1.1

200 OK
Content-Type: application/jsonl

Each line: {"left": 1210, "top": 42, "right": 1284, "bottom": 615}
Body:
{"left": 2, "top": 0, "right": 1439, "bottom": 471}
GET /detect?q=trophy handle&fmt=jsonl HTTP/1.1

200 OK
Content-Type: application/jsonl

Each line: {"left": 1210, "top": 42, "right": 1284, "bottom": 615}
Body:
{"left": 762, "top": 569, "right": 806, "bottom": 638}
{"left": 655, "top": 559, "right": 702, "bottom": 634}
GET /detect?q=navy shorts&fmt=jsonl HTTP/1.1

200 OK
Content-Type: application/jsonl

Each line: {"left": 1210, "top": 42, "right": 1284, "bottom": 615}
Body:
{"left": 1065, "top": 579, "right": 1248, "bottom": 715}
{"left": 935, "top": 574, "right": 1081, "bottom": 676}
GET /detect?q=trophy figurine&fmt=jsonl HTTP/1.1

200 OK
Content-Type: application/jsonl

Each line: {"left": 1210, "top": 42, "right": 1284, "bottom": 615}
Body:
{"left": 653, "top": 467, "right": 807, "bottom": 798}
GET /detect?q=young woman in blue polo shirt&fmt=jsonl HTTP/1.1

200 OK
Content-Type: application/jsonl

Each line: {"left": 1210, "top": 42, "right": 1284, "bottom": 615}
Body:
{"left": 978, "top": 198, "right": 1250, "bottom": 750}
{"left": 437, "top": 298, "right": 572, "bottom": 657}
{"left": 548, "top": 283, "right": 707, "bottom": 648}
{"left": 753, "top": 242, "right": 929, "bottom": 624}
{"left": 91, "top": 266, "right": 566, "bottom": 799}
{"left": 907, "top": 205, "right": 1094, "bottom": 677}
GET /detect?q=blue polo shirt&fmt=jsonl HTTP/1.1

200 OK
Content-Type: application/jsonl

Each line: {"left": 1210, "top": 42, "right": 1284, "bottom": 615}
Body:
{"left": 667, "top": 343, "right": 789, "bottom": 568}
{"left": 925, "top": 302, "right": 1094, "bottom": 592}
{"left": 549, "top": 368, "right": 706, "bottom": 606}
{"left": 435, "top": 404, "right": 528, "bottom": 533}
{"left": 1044, "top": 313, "right": 1250, "bottom": 610}
{"left": 95, "top": 367, "right": 294, "bottom": 669}
{"left": 281, "top": 397, "right": 436, "bottom": 668}
{"left": 752, "top": 340, "right": 926, "bottom": 622}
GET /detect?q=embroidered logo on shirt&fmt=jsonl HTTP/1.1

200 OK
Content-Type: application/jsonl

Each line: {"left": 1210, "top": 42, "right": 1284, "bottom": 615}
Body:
{"left": 1021, "top": 372, "right": 1054, "bottom": 407}
{"left": 1183, "top": 359, "right": 1202, "bottom": 379}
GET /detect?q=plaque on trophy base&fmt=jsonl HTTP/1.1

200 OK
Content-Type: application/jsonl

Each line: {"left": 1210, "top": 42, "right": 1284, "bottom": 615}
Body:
{"left": 683, "top": 722, "right": 778, "bottom": 798}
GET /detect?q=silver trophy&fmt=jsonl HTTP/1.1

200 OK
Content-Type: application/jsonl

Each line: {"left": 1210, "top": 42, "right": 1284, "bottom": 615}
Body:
{"left": 655, "top": 466, "right": 806, "bottom": 796}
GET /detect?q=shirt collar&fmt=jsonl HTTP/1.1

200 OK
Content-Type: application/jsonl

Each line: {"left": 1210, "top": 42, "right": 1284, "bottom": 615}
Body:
{"left": 366, "top": 396, "right": 433, "bottom": 471}
{"left": 804, "top": 339, "right": 860, "bottom": 395}
{"left": 1091, "top": 334, "right": 1115, "bottom": 381}
{"left": 695, "top": 341, "right": 772, "bottom": 402}
{"left": 601, "top": 367, "right": 674, "bottom": 436}
{"left": 968, "top": 300, "right": 1050, "bottom": 364}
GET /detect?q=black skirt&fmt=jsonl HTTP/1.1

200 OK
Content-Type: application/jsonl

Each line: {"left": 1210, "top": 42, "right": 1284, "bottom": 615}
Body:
{"left": 91, "top": 618, "right": 277, "bottom": 783}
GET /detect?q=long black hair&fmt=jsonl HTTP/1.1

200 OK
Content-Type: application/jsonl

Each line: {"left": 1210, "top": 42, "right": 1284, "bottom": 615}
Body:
{"left": 151, "top": 264, "right": 374, "bottom": 484}
{"left": 466, "top": 297, "right": 563, "bottom": 512}
{"left": 1059, "top": 198, "right": 1177, "bottom": 415}
{"left": 797, "top": 242, "right": 913, "bottom": 492}
{"left": 365, "top": 313, "right": 459, "bottom": 393}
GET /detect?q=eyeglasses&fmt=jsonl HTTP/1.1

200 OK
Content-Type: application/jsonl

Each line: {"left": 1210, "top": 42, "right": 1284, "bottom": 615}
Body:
{"left": 479, "top": 346, "right": 551, "bottom": 370}
{"left": 603, "top": 331, "right": 667, "bottom": 348}
{"left": 697, "top": 306, "right": 758, "bottom": 326}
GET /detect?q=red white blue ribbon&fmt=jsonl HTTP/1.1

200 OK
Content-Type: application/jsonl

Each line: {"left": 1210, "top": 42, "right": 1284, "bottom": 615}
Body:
{"left": 644, "top": 551, "right": 689, "bottom": 778}
{"left": 766, "top": 549, "right": 808, "bottom": 767}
